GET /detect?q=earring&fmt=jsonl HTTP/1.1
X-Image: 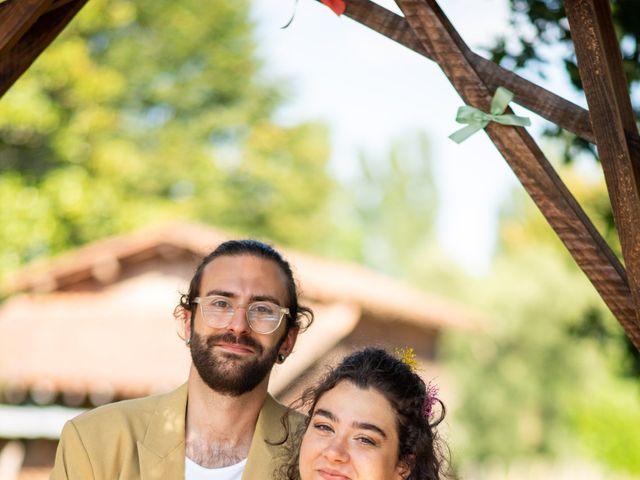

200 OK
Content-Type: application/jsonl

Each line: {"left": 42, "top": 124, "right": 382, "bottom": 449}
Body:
{"left": 186, "top": 338, "right": 191, "bottom": 346}
{"left": 278, "top": 353, "right": 286, "bottom": 363}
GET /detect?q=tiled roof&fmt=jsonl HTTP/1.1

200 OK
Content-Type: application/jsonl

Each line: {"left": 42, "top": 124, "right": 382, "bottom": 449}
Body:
{"left": 2, "top": 222, "right": 479, "bottom": 330}
{"left": 0, "top": 222, "right": 479, "bottom": 404}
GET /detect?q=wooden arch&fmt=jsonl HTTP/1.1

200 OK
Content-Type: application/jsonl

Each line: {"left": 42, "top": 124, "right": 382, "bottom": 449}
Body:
{"left": 1, "top": 0, "right": 640, "bottom": 350}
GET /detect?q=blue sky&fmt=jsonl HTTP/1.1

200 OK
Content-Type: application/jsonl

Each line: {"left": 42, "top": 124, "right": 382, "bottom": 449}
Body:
{"left": 250, "top": 0, "right": 588, "bottom": 273}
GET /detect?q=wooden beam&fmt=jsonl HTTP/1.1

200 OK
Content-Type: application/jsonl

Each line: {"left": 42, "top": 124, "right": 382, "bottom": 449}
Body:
{"left": 565, "top": 0, "right": 640, "bottom": 322}
{"left": 0, "top": 0, "right": 54, "bottom": 57}
{"left": 338, "top": 0, "right": 638, "bottom": 150}
{"left": 394, "top": 0, "right": 640, "bottom": 348}
{"left": 0, "top": 0, "right": 87, "bottom": 98}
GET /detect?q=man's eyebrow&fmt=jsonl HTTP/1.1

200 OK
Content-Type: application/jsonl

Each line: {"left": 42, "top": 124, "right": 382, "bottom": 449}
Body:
{"left": 202, "top": 291, "right": 282, "bottom": 305}
{"left": 203, "top": 289, "right": 235, "bottom": 298}
{"left": 313, "top": 408, "right": 338, "bottom": 422}
{"left": 251, "top": 294, "right": 282, "bottom": 305}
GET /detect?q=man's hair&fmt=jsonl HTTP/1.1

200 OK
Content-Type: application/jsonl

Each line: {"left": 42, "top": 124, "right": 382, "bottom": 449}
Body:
{"left": 177, "top": 239, "right": 313, "bottom": 333}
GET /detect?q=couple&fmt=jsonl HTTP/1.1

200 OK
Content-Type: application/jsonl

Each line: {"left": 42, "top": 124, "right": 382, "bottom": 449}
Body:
{"left": 50, "top": 240, "right": 448, "bottom": 479}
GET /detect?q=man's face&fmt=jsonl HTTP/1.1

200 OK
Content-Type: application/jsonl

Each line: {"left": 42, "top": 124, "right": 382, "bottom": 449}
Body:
{"left": 187, "top": 254, "right": 297, "bottom": 396}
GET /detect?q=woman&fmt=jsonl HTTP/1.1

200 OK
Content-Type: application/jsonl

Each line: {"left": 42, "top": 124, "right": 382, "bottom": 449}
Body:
{"left": 282, "top": 347, "right": 450, "bottom": 480}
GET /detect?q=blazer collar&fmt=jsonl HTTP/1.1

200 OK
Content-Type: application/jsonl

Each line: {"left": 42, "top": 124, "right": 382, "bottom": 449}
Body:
{"left": 137, "top": 383, "right": 188, "bottom": 480}
{"left": 243, "top": 394, "right": 297, "bottom": 480}
{"left": 136, "top": 386, "right": 295, "bottom": 480}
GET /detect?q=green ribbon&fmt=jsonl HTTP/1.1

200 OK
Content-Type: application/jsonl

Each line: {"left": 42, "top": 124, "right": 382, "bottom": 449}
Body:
{"left": 448, "top": 87, "right": 531, "bottom": 144}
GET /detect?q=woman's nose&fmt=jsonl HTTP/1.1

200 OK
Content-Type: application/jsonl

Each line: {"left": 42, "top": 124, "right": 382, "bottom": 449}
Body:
{"left": 322, "top": 437, "right": 350, "bottom": 463}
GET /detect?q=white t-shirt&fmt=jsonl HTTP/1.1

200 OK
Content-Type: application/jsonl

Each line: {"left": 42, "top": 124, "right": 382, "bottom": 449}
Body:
{"left": 185, "top": 457, "right": 247, "bottom": 480}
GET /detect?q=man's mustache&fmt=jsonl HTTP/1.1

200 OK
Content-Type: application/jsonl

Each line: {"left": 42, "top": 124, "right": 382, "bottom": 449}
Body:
{"left": 206, "top": 333, "right": 263, "bottom": 354}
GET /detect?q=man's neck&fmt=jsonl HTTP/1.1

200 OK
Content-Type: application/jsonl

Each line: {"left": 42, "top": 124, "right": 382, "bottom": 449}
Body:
{"left": 185, "top": 367, "right": 270, "bottom": 468}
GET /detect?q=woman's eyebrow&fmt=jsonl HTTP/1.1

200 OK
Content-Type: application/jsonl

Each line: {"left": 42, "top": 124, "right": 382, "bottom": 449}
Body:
{"left": 352, "top": 421, "right": 387, "bottom": 438}
{"left": 313, "top": 408, "right": 338, "bottom": 422}
{"left": 313, "top": 409, "right": 387, "bottom": 438}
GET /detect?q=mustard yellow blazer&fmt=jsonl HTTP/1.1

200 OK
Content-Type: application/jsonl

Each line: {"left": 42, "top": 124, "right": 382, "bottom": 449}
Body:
{"left": 50, "top": 384, "right": 302, "bottom": 479}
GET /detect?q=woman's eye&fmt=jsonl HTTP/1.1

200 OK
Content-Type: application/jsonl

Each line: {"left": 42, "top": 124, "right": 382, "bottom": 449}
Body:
{"left": 355, "top": 436, "right": 377, "bottom": 446}
{"left": 312, "top": 422, "right": 334, "bottom": 433}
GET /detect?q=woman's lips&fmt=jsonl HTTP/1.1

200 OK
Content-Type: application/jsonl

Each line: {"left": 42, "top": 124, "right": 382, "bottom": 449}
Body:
{"left": 316, "top": 468, "right": 350, "bottom": 480}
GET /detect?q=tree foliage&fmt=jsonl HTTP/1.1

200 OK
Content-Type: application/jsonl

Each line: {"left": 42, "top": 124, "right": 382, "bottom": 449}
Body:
{"left": 0, "top": 0, "right": 333, "bottom": 276}
{"left": 488, "top": 0, "right": 640, "bottom": 162}
{"left": 445, "top": 168, "right": 640, "bottom": 474}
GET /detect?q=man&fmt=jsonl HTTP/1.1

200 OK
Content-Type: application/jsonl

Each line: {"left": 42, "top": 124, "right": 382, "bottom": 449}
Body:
{"left": 51, "top": 239, "right": 313, "bottom": 479}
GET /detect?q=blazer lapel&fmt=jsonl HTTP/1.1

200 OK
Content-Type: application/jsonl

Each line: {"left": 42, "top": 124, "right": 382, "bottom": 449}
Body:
{"left": 138, "top": 383, "right": 188, "bottom": 480}
{"left": 243, "top": 395, "right": 302, "bottom": 480}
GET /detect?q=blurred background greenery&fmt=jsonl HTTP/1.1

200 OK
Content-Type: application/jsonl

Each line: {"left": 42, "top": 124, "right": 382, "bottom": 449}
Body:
{"left": 1, "top": 0, "right": 639, "bottom": 477}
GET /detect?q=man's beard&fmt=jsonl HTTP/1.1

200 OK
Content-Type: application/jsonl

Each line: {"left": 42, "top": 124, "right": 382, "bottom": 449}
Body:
{"left": 190, "top": 331, "right": 282, "bottom": 396}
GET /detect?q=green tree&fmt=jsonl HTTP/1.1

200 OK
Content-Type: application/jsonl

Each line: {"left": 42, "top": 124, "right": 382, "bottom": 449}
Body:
{"left": 329, "top": 133, "right": 442, "bottom": 271}
{"left": 488, "top": 0, "right": 640, "bottom": 162}
{"left": 0, "top": 0, "right": 333, "bottom": 276}
{"left": 445, "top": 166, "right": 640, "bottom": 474}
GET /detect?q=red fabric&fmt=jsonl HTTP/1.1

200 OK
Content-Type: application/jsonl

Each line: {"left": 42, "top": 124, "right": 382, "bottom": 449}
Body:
{"left": 320, "top": 0, "right": 346, "bottom": 15}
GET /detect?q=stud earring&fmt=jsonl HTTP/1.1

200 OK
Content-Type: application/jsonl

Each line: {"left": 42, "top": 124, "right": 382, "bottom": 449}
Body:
{"left": 278, "top": 353, "right": 286, "bottom": 363}
{"left": 186, "top": 338, "right": 191, "bottom": 346}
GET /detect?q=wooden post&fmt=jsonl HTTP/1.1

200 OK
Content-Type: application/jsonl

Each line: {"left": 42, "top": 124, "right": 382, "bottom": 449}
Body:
{"left": 565, "top": 0, "right": 640, "bottom": 323}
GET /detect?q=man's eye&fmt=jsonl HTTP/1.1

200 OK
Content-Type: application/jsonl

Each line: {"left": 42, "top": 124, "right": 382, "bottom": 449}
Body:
{"left": 252, "top": 303, "right": 276, "bottom": 315}
{"left": 211, "top": 299, "right": 231, "bottom": 309}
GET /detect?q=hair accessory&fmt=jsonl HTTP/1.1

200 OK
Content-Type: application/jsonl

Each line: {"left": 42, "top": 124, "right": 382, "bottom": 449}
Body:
{"left": 395, "top": 347, "right": 418, "bottom": 373}
{"left": 422, "top": 382, "right": 440, "bottom": 419}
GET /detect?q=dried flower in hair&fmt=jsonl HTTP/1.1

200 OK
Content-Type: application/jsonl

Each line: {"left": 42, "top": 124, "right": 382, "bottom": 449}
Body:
{"left": 422, "top": 381, "right": 439, "bottom": 419}
{"left": 394, "top": 347, "right": 418, "bottom": 373}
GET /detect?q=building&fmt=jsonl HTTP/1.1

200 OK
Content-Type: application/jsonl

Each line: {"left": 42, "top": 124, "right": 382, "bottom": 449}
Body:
{"left": 0, "top": 222, "right": 477, "bottom": 478}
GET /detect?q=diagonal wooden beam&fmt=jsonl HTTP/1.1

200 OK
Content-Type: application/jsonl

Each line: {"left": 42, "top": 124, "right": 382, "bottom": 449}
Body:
{"left": 0, "top": 0, "right": 88, "bottom": 98}
{"left": 565, "top": 0, "right": 640, "bottom": 323}
{"left": 0, "top": 0, "right": 54, "bottom": 57}
{"left": 337, "top": 0, "right": 639, "bottom": 157}
{"left": 394, "top": 0, "right": 640, "bottom": 348}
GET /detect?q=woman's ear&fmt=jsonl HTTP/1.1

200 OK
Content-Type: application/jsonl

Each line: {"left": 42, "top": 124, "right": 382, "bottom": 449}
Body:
{"left": 395, "top": 455, "right": 414, "bottom": 480}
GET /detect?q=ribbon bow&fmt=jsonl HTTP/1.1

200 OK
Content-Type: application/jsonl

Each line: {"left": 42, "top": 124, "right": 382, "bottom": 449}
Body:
{"left": 449, "top": 87, "right": 531, "bottom": 144}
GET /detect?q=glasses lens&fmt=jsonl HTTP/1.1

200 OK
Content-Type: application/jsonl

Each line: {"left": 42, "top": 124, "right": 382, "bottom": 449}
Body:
{"left": 200, "top": 296, "right": 234, "bottom": 327}
{"left": 247, "top": 302, "right": 281, "bottom": 334}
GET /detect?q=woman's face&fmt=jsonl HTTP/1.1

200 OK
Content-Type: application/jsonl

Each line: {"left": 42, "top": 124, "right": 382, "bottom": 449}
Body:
{"left": 298, "top": 380, "right": 406, "bottom": 480}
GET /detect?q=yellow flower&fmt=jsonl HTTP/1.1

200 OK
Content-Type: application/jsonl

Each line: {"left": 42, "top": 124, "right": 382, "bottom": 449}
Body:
{"left": 395, "top": 347, "right": 418, "bottom": 373}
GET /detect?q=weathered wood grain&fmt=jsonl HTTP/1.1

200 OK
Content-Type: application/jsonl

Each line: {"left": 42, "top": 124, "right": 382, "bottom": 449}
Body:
{"left": 0, "top": 0, "right": 88, "bottom": 98}
{"left": 0, "top": 0, "right": 53, "bottom": 56}
{"left": 565, "top": 0, "right": 640, "bottom": 325}
{"left": 395, "top": 0, "right": 640, "bottom": 348}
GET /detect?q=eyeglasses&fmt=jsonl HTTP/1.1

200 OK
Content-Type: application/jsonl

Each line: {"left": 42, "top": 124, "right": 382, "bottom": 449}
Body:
{"left": 193, "top": 295, "right": 289, "bottom": 334}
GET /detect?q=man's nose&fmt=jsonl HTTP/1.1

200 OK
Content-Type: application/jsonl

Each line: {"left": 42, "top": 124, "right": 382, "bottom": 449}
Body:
{"left": 322, "top": 436, "right": 350, "bottom": 464}
{"left": 226, "top": 306, "right": 251, "bottom": 336}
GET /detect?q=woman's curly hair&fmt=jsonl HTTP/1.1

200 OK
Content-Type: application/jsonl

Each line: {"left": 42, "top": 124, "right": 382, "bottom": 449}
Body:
{"left": 281, "top": 347, "right": 452, "bottom": 480}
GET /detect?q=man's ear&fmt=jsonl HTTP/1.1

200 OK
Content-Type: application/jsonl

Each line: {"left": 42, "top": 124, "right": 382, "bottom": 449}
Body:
{"left": 279, "top": 325, "right": 299, "bottom": 359}
{"left": 174, "top": 306, "right": 191, "bottom": 344}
